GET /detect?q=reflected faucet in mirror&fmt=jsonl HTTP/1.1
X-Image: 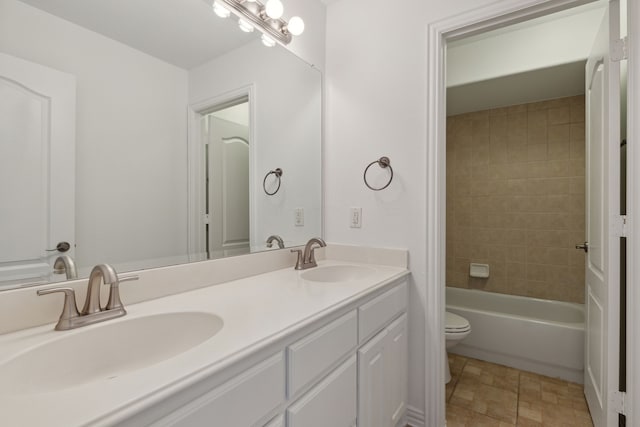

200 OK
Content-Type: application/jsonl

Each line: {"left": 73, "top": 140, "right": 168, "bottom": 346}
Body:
{"left": 266, "top": 235, "right": 285, "bottom": 249}
{"left": 291, "top": 238, "right": 326, "bottom": 270}
{"left": 37, "top": 264, "right": 139, "bottom": 331}
{"left": 53, "top": 255, "right": 78, "bottom": 280}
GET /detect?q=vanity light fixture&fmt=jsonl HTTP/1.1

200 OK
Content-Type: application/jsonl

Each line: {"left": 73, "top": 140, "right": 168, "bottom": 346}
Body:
{"left": 212, "top": 0, "right": 304, "bottom": 45}
{"left": 213, "top": 1, "right": 231, "bottom": 18}
{"left": 238, "top": 18, "right": 255, "bottom": 32}
{"left": 264, "top": 0, "right": 284, "bottom": 19}
{"left": 261, "top": 34, "right": 276, "bottom": 47}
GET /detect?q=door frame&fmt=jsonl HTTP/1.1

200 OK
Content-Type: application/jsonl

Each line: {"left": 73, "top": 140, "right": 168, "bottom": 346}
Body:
{"left": 187, "top": 85, "right": 256, "bottom": 260}
{"left": 425, "top": 0, "right": 638, "bottom": 426}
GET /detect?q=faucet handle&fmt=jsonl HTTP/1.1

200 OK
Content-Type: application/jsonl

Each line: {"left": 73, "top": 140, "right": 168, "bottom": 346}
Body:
{"left": 37, "top": 287, "right": 80, "bottom": 331}
{"left": 105, "top": 275, "right": 138, "bottom": 311}
{"left": 290, "top": 249, "right": 304, "bottom": 270}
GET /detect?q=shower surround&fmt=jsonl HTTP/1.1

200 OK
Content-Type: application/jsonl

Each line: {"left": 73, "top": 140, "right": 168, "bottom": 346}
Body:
{"left": 446, "top": 95, "right": 586, "bottom": 303}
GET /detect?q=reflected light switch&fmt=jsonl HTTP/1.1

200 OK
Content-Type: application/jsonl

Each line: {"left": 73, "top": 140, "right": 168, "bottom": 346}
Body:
{"left": 295, "top": 208, "right": 304, "bottom": 226}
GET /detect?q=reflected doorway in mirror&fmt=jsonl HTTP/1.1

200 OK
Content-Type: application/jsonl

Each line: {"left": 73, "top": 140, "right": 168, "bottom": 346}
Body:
{"left": 203, "top": 99, "right": 251, "bottom": 260}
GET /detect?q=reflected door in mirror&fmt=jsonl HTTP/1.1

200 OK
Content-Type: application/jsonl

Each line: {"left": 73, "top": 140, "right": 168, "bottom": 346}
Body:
{"left": 204, "top": 102, "right": 250, "bottom": 259}
{"left": 0, "top": 53, "right": 76, "bottom": 286}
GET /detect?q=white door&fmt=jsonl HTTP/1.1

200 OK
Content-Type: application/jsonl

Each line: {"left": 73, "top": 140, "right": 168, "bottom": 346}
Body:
{"left": 0, "top": 53, "right": 75, "bottom": 285}
{"left": 206, "top": 115, "right": 250, "bottom": 258}
{"left": 583, "top": 2, "right": 622, "bottom": 426}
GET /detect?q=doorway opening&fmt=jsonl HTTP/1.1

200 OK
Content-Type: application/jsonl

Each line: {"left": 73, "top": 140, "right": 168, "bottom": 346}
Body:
{"left": 200, "top": 97, "right": 251, "bottom": 260}
{"left": 429, "top": 0, "right": 628, "bottom": 426}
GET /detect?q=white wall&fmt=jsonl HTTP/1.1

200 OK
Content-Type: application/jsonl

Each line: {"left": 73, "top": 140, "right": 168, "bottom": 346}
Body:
{"left": 324, "top": 0, "right": 510, "bottom": 423}
{"left": 189, "top": 41, "right": 322, "bottom": 250}
{"left": 283, "top": 0, "right": 327, "bottom": 70}
{"left": 0, "top": 0, "right": 189, "bottom": 269}
{"left": 447, "top": 4, "right": 606, "bottom": 87}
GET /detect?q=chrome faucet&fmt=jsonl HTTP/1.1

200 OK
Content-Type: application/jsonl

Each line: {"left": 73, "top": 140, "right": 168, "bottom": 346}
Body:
{"left": 53, "top": 255, "right": 78, "bottom": 280}
{"left": 37, "top": 264, "right": 138, "bottom": 331}
{"left": 291, "top": 238, "right": 326, "bottom": 270}
{"left": 266, "top": 234, "right": 285, "bottom": 249}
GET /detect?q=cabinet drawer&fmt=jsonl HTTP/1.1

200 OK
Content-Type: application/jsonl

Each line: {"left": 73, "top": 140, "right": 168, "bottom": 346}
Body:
{"left": 287, "top": 310, "right": 357, "bottom": 398}
{"left": 154, "top": 352, "right": 285, "bottom": 427}
{"left": 286, "top": 355, "right": 357, "bottom": 427}
{"left": 358, "top": 281, "right": 407, "bottom": 344}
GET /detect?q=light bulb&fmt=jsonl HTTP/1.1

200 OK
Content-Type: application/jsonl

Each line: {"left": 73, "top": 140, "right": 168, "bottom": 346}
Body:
{"left": 261, "top": 34, "right": 276, "bottom": 47}
{"left": 287, "top": 16, "right": 304, "bottom": 36}
{"left": 265, "top": 0, "right": 284, "bottom": 19}
{"left": 212, "top": 1, "right": 230, "bottom": 18}
{"left": 238, "top": 18, "right": 254, "bottom": 32}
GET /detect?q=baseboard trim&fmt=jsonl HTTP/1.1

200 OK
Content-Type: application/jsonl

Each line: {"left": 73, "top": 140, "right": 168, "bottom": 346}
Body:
{"left": 406, "top": 405, "right": 425, "bottom": 427}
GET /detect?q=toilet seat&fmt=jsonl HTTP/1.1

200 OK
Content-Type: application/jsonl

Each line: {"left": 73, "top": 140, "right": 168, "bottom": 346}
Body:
{"left": 445, "top": 311, "right": 470, "bottom": 334}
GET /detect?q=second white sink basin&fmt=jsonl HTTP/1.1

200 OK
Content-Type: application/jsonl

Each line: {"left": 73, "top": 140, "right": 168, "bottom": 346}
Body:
{"left": 301, "top": 265, "right": 375, "bottom": 283}
{"left": 0, "top": 311, "right": 223, "bottom": 395}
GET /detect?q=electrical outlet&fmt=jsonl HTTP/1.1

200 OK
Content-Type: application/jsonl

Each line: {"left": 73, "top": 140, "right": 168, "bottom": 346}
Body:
{"left": 350, "top": 207, "right": 362, "bottom": 228}
{"left": 295, "top": 208, "right": 304, "bottom": 226}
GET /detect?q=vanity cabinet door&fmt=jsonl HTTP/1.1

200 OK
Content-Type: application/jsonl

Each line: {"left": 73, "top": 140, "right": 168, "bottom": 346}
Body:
{"left": 286, "top": 355, "right": 357, "bottom": 427}
{"left": 386, "top": 313, "right": 408, "bottom": 427}
{"left": 358, "top": 328, "right": 388, "bottom": 427}
{"left": 358, "top": 313, "right": 408, "bottom": 427}
{"left": 153, "top": 352, "right": 285, "bottom": 427}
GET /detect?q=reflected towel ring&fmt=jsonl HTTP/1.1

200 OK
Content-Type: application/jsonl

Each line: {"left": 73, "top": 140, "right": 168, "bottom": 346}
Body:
{"left": 263, "top": 168, "right": 283, "bottom": 195}
{"left": 363, "top": 156, "right": 393, "bottom": 191}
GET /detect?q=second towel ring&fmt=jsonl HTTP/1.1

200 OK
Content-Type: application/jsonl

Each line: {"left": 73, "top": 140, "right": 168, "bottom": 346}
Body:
{"left": 364, "top": 156, "right": 393, "bottom": 191}
{"left": 263, "top": 168, "right": 283, "bottom": 195}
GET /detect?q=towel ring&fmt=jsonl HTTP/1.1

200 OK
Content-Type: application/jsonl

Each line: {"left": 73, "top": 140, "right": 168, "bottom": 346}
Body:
{"left": 263, "top": 168, "right": 283, "bottom": 195}
{"left": 364, "top": 157, "right": 393, "bottom": 191}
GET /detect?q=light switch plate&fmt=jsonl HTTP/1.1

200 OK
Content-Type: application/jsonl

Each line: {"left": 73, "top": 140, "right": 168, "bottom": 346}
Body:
{"left": 295, "top": 208, "right": 304, "bottom": 226}
{"left": 350, "top": 207, "right": 362, "bottom": 228}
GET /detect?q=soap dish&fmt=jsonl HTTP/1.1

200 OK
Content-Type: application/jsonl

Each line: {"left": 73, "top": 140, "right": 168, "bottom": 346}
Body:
{"left": 469, "top": 263, "right": 490, "bottom": 278}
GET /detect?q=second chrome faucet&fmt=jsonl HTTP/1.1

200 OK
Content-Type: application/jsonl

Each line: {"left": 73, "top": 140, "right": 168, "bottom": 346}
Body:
{"left": 37, "top": 264, "right": 138, "bottom": 331}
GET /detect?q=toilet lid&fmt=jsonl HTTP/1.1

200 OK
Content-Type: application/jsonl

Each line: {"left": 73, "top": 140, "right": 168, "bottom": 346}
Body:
{"left": 445, "top": 311, "right": 470, "bottom": 333}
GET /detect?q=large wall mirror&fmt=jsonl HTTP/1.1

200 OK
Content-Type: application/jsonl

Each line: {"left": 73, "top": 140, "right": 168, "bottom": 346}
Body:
{"left": 0, "top": 0, "right": 322, "bottom": 290}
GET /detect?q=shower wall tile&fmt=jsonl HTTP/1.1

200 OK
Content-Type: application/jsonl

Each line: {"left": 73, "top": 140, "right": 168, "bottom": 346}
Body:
{"left": 446, "top": 95, "right": 586, "bottom": 303}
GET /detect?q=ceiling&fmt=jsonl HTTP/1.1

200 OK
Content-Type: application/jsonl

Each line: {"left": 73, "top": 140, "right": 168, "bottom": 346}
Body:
{"left": 446, "top": 1, "right": 606, "bottom": 116}
{"left": 447, "top": 61, "right": 586, "bottom": 116}
{"left": 448, "top": 0, "right": 607, "bottom": 48}
{"left": 19, "top": 0, "right": 256, "bottom": 69}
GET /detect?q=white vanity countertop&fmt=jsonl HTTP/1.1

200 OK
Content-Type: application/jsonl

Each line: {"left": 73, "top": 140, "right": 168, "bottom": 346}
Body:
{"left": 0, "top": 259, "right": 409, "bottom": 427}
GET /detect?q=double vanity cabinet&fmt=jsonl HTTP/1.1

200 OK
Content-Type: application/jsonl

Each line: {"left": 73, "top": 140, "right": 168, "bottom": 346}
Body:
{"left": 0, "top": 246, "right": 410, "bottom": 427}
{"left": 128, "top": 279, "right": 409, "bottom": 427}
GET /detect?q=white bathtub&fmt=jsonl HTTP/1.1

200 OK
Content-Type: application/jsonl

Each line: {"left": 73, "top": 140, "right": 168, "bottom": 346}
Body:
{"left": 446, "top": 287, "right": 585, "bottom": 383}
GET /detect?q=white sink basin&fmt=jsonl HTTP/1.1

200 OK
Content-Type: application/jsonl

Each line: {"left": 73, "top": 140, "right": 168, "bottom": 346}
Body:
{"left": 301, "top": 265, "right": 375, "bottom": 283}
{"left": 0, "top": 311, "right": 223, "bottom": 395}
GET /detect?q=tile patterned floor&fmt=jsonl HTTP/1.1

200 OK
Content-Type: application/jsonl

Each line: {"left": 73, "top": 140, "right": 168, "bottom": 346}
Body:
{"left": 446, "top": 354, "right": 593, "bottom": 427}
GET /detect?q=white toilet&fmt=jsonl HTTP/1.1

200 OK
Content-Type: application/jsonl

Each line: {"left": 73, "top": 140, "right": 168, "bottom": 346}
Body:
{"left": 445, "top": 311, "right": 471, "bottom": 383}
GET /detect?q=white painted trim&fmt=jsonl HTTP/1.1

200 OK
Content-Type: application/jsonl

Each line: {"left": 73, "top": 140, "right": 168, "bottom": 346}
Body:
{"left": 425, "top": 1, "right": 639, "bottom": 426}
{"left": 406, "top": 405, "right": 425, "bottom": 427}
{"left": 425, "top": 19, "right": 447, "bottom": 427}
{"left": 625, "top": 1, "right": 640, "bottom": 425}
{"left": 187, "top": 85, "right": 256, "bottom": 259}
